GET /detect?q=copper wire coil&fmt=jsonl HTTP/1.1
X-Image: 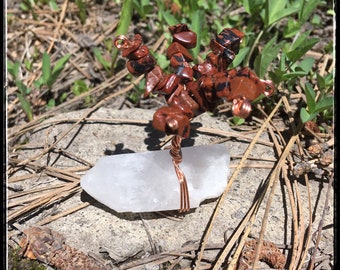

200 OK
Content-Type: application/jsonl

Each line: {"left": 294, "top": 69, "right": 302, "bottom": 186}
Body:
{"left": 170, "top": 135, "right": 190, "bottom": 212}
{"left": 114, "top": 35, "right": 131, "bottom": 50}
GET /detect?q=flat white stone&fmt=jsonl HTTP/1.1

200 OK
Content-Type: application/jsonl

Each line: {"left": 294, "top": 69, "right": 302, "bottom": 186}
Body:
{"left": 81, "top": 144, "right": 230, "bottom": 212}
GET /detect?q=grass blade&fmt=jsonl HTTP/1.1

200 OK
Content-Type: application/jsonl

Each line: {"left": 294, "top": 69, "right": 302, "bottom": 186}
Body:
{"left": 111, "top": 0, "right": 134, "bottom": 71}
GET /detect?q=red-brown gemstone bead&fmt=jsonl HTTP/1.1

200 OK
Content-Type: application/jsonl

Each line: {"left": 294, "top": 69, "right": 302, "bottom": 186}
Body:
{"left": 167, "top": 42, "right": 194, "bottom": 62}
{"left": 172, "top": 31, "right": 197, "bottom": 49}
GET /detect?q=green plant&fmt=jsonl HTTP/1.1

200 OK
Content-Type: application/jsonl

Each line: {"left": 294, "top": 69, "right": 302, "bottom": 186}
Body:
{"left": 113, "top": 0, "right": 333, "bottom": 126}
{"left": 33, "top": 52, "right": 71, "bottom": 89}
{"left": 20, "top": 0, "right": 88, "bottom": 24}
{"left": 15, "top": 80, "right": 34, "bottom": 121}
{"left": 132, "top": 0, "right": 154, "bottom": 19}
{"left": 237, "top": 0, "right": 333, "bottom": 125}
{"left": 231, "top": 116, "right": 246, "bottom": 126}
{"left": 71, "top": 79, "right": 92, "bottom": 106}
{"left": 128, "top": 77, "right": 146, "bottom": 104}
{"left": 8, "top": 59, "right": 33, "bottom": 121}
{"left": 20, "top": 0, "right": 59, "bottom": 14}
{"left": 7, "top": 51, "right": 71, "bottom": 121}
{"left": 300, "top": 80, "right": 333, "bottom": 123}
{"left": 7, "top": 60, "right": 20, "bottom": 79}
{"left": 111, "top": 0, "right": 134, "bottom": 71}
{"left": 14, "top": 0, "right": 332, "bottom": 126}
{"left": 75, "top": 0, "right": 87, "bottom": 24}
{"left": 8, "top": 246, "right": 47, "bottom": 270}
{"left": 93, "top": 47, "right": 112, "bottom": 74}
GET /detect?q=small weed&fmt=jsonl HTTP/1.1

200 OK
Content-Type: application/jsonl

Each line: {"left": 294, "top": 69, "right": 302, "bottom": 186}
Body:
{"left": 20, "top": 0, "right": 59, "bottom": 15}
{"left": 93, "top": 47, "right": 112, "bottom": 74}
{"left": 126, "top": 0, "right": 332, "bottom": 126}
{"left": 111, "top": 0, "right": 134, "bottom": 70}
{"left": 71, "top": 79, "right": 92, "bottom": 106}
{"left": 34, "top": 52, "right": 71, "bottom": 89}
{"left": 7, "top": 51, "right": 71, "bottom": 121}
{"left": 7, "top": 59, "right": 33, "bottom": 121}
{"left": 8, "top": 0, "right": 334, "bottom": 128}
{"left": 300, "top": 81, "right": 333, "bottom": 123}
{"left": 75, "top": 0, "right": 87, "bottom": 24}
{"left": 231, "top": 116, "right": 246, "bottom": 126}
{"left": 15, "top": 80, "right": 33, "bottom": 121}
{"left": 8, "top": 245, "right": 47, "bottom": 270}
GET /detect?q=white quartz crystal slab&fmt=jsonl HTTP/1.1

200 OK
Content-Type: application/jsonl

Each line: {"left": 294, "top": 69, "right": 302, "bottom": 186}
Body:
{"left": 81, "top": 144, "right": 230, "bottom": 212}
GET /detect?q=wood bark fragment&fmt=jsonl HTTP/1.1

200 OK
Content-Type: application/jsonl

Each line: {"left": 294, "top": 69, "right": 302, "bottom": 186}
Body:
{"left": 237, "top": 239, "right": 286, "bottom": 270}
{"left": 19, "top": 226, "right": 111, "bottom": 270}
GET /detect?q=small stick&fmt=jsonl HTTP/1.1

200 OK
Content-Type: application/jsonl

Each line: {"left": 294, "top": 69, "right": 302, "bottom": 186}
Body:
{"left": 169, "top": 135, "right": 190, "bottom": 212}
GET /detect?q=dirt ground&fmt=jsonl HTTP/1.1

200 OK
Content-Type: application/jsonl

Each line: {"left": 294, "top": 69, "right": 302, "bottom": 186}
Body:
{"left": 6, "top": 1, "right": 334, "bottom": 269}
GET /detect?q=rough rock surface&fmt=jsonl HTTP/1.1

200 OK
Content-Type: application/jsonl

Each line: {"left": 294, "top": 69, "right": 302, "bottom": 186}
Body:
{"left": 9, "top": 107, "right": 334, "bottom": 268}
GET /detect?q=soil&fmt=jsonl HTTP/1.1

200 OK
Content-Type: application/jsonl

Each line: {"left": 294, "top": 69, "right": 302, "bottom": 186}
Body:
{"left": 6, "top": 1, "right": 335, "bottom": 270}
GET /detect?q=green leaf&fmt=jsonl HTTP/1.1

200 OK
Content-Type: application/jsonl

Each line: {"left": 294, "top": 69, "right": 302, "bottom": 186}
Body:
{"left": 76, "top": 0, "right": 86, "bottom": 24}
{"left": 289, "top": 30, "right": 312, "bottom": 50}
{"left": 243, "top": 0, "right": 265, "bottom": 15}
{"left": 190, "top": 9, "right": 205, "bottom": 59}
{"left": 16, "top": 92, "right": 33, "bottom": 121}
{"left": 283, "top": 17, "right": 301, "bottom": 38}
{"left": 15, "top": 80, "right": 31, "bottom": 95}
{"left": 311, "top": 14, "right": 321, "bottom": 25}
{"left": 20, "top": 0, "right": 35, "bottom": 11}
{"left": 300, "top": 107, "right": 313, "bottom": 123}
{"left": 59, "top": 92, "right": 68, "bottom": 103}
{"left": 254, "top": 35, "right": 283, "bottom": 78}
{"left": 33, "top": 77, "right": 44, "bottom": 89}
{"left": 47, "top": 54, "right": 71, "bottom": 87}
{"left": 93, "top": 47, "right": 111, "bottom": 72}
{"left": 7, "top": 60, "right": 20, "bottom": 78}
{"left": 24, "top": 58, "right": 33, "bottom": 71}
{"left": 47, "top": 98, "right": 56, "bottom": 108}
{"left": 252, "top": 93, "right": 266, "bottom": 103}
{"left": 161, "top": 10, "right": 179, "bottom": 26}
{"left": 51, "top": 54, "right": 71, "bottom": 74}
{"left": 303, "top": 82, "right": 316, "bottom": 112}
{"left": 281, "top": 71, "right": 311, "bottom": 79}
{"left": 314, "top": 97, "right": 333, "bottom": 113}
{"left": 111, "top": 0, "right": 133, "bottom": 69}
{"left": 300, "top": 94, "right": 333, "bottom": 123}
{"left": 42, "top": 52, "right": 51, "bottom": 84}
{"left": 152, "top": 53, "right": 169, "bottom": 70}
{"left": 323, "top": 72, "right": 334, "bottom": 88}
{"left": 242, "top": 0, "right": 251, "bottom": 14}
{"left": 116, "top": 0, "right": 133, "bottom": 36}
{"left": 295, "top": 57, "right": 314, "bottom": 73}
{"left": 279, "top": 51, "right": 287, "bottom": 71}
{"left": 132, "top": 0, "right": 153, "bottom": 18}
{"left": 48, "top": 0, "right": 59, "bottom": 11}
{"left": 268, "top": 69, "right": 286, "bottom": 84}
{"left": 286, "top": 37, "right": 319, "bottom": 64}
{"left": 299, "top": 0, "right": 321, "bottom": 23}
{"left": 20, "top": 2, "right": 30, "bottom": 11}
{"left": 316, "top": 73, "right": 326, "bottom": 90}
{"left": 264, "top": 0, "right": 300, "bottom": 27}
{"left": 104, "top": 38, "right": 114, "bottom": 52}
{"left": 230, "top": 47, "right": 250, "bottom": 68}
{"left": 71, "top": 80, "right": 88, "bottom": 96}
{"left": 232, "top": 116, "right": 245, "bottom": 126}
{"left": 324, "top": 40, "right": 333, "bottom": 54}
